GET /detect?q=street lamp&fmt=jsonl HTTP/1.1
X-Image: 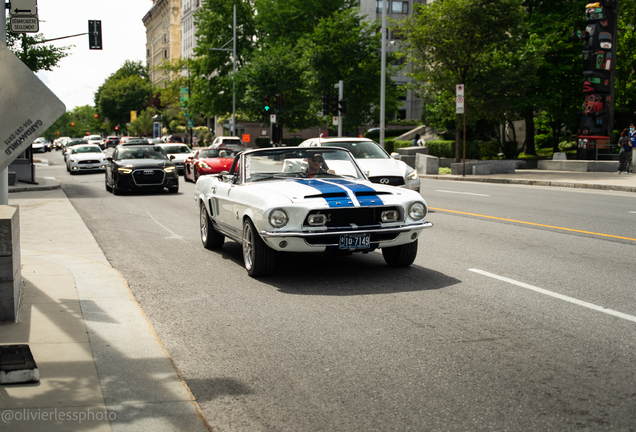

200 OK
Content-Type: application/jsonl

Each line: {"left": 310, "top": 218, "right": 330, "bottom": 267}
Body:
{"left": 209, "top": 5, "right": 237, "bottom": 136}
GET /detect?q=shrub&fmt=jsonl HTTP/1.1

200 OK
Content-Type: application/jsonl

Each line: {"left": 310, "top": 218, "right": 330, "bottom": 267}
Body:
{"left": 535, "top": 133, "right": 552, "bottom": 149}
{"left": 255, "top": 138, "right": 271, "bottom": 148}
{"left": 479, "top": 142, "right": 500, "bottom": 159}
{"left": 558, "top": 140, "right": 577, "bottom": 151}
{"left": 364, "top": 128, "right": 413, "bottom": 140}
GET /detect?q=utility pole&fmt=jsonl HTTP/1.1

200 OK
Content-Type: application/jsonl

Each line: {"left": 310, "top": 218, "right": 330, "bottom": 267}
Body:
{"left": 1, "top": 3, "right": 8, "bottom": 205}
{"left": 380, "top": 0, "right": 387, "bottom": 150}
{"left": 334, "top": 80, "right": 343, "bottom": 137}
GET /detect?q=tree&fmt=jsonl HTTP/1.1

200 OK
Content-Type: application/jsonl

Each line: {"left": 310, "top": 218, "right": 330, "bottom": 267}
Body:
{"left": 94, "top": 61, "right": 154, "bottom": 134}
{"left": 397, "top": 0, "right": 526, "bottom": 161}
{"left": 5, "top": 26, "right": 70, "bottom": 72}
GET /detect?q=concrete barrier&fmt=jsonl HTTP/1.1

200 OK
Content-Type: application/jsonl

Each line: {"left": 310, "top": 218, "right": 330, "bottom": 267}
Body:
{"left": 0, "top": 206, "right": 21, "bottom": 323}
{"left": 553, "top": 152, "right": 567, "bottom": 160}
{"left": 396, "top": 146, "right": 429, "bottom": 169}
{"left": 538, "top": 160, "right": 618, "bottom": 172}
{"left": 415, "top": 154, "right": 439, "bottom": 175}
{"left": 451, "top": 160, "right": 516, "bottom": 175}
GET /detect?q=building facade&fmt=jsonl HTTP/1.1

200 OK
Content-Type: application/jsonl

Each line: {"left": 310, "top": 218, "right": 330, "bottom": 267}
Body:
{"left": 181, "top": 0, "right": 202, "bottom": 60}
{"left": 143, "top": 0, "right": 182, "bottom": 87}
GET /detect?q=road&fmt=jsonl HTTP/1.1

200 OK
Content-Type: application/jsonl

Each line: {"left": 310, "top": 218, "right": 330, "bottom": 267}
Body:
{"left": 39, "top": 149, "right": 636, "bottom": 431}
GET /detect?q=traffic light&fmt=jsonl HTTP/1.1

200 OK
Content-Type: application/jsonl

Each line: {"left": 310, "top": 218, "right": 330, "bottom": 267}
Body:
{"left": 88, "top": 20, "right": 102, "bottom": 50}
{"left": 322, "top": 95, "right": 329, "bottom": 116}
{"left": 71, "top": 122, "right": 75, "bottom": 128}
{"left": 94, "top": 114, "right": 98, "bottom": 120}
{"left": 274, "top": 94, "right": 281, "bottom": 112}
{"left": 264, "top": 95, "right": 271, "bottom": 112}
{"left": 329, "top": 96, "right": 338, "bottom": 116}
{"left": 338, "top": 99, "right": 347, "bottom": 116}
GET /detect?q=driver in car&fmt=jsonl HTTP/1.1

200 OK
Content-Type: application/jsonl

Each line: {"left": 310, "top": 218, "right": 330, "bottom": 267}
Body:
{"left": 298, "top": 154, "right": 333, "bottom": 178}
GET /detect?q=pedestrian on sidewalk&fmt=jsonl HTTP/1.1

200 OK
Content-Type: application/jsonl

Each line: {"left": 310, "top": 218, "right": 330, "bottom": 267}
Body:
{"left": 619, "top": 128, "right": 632, "bottom": 174}
{"left": 631, "top": 124, "right": 636, "bottom": 173}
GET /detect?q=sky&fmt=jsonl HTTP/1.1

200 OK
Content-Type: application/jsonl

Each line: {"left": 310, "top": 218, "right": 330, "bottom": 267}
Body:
{"left": 32, "top": 0, "right": 153, "bottom": 112}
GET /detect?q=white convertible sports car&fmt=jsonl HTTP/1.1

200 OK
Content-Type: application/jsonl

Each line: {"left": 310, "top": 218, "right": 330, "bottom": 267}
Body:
{"left": 194, "top": 147, "right": 433, "bottom": 277}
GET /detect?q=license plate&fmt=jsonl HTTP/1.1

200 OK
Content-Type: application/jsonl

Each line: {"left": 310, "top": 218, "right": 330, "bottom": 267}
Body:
{"left": 339, "top": 233, "right": 370, "bottom": 250}
{"left": 84, "top": 164, "right": 94, "bottom": 168}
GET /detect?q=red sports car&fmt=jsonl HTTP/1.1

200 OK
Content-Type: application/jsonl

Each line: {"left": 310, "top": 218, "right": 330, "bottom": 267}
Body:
{"left": 184, "top": 147, "right": 236, "bottom": 182}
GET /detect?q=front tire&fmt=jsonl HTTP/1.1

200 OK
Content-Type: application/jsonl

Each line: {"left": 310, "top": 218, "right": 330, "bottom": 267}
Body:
{"left": 242, "top": 219, "right": 275, "bottom": 277}
{"left": 382, "top": 240, "right": 418, "bottom": 267}
{"left": 200, "top": 202, "right": 224, "bottom": 249}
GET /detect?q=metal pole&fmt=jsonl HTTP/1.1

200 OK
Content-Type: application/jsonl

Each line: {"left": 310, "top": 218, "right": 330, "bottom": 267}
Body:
{"left": 380, "top": 0, "right": 386, "bottom": 149}
{"left": 335, "top": 80, "right": 343, "bottom": 137}
{"left": 232, "top": 4, "right": 236, "bottom": 136}
{"left": 1, "top": 6, "right": 8, "bottom": 204}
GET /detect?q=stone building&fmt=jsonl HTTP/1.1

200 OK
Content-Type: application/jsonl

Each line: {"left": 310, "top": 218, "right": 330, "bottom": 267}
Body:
{"left": 143, "top": 0, "right": 182, "bottom": 87}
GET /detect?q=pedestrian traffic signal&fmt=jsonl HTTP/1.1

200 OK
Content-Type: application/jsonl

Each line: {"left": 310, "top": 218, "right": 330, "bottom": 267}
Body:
{"left": 322, "top": 95, "right": 330, "bottom": 116}
{"left": 274, "top": 94, "right": 281, "bottom": 112}
{"left": 264, "top": 95, "right": 271, "bottom": 112}
{"left": 338, "top": 99, "right": 347, "bottom": 116}
{"left": 88, "top": 20, "right": 102, "bottom": 50}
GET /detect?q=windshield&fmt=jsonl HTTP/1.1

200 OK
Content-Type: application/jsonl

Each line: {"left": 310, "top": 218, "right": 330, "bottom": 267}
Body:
{"left": 241, "top": 148, "right": 364, "bottom": 183}
{"left": 199, "top": 149, "right": 235, "bottom": 158}
{"left": 162, "top": 145, "right": 191, "bottom": 154}
{"left": 72, "top": 146, "right": 102, "bottom": 154}
{"left": 115, "top": 147, "right": 168, "bottom": 160}
{"left": 323, "top": 141, "right": 389, "bottom": 159}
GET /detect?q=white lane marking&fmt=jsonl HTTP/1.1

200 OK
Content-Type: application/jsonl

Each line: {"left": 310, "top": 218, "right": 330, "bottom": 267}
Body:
{"left": 146, "top": 210, "right": 186, "bottom": 241}
{"left": 436, "top": 190, "right": 490, "bottom": 197}
{"left": 629, "top": 211, "right": 636, "bottom": 214}
{"left": 469, "top": 269, "right": 636, "bottom": 323}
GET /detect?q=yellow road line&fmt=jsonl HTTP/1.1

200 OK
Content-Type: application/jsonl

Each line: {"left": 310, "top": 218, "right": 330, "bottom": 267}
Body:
{"left": 429, "top": 207, "right": 636, "bottom": 242}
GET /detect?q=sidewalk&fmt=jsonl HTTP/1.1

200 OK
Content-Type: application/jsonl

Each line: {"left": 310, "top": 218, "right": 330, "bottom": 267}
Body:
{"left": 420, "top": 169, "right": 636, "bottom": 193}
{"left": 2, "top": 187, "right": 210, "bottom": 431}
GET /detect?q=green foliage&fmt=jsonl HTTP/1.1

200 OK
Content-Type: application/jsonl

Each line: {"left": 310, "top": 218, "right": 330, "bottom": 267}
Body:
{"left": 5, "top": 26, "right": 70, "bottom": 72}
{"left": 364, "top": 128, "right": 412, "bottom": 139}
{"left": 425, "top": 140, "right": 481, "bottom": 160}
{"left": 255, "top": 137, "right": 272, "bottom": 148}
{"left": 534, "top": 133, "right": 552, "bottom": 149}
{"left": 479, "top": 142, "right": 500, "bottom": 160}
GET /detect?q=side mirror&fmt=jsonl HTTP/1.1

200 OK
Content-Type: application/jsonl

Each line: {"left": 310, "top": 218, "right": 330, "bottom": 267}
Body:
{"left": 106, "top": 157, "right": 113, "bottom": 162}
{"left": 390, "top": 152, "right": 401, "bottom": 160}
{"left": 170, "top": 155, "right": 176, "bottom": 160}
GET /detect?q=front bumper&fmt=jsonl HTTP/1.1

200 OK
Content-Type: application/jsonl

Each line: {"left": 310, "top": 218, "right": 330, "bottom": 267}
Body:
{"left": 259, "top": 221, "right": 433, "bottom": 252}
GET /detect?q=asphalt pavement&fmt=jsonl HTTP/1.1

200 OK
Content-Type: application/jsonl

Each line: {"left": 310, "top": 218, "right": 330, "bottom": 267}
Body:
{"left": 1, "top": 161, "right": 635, "bottom": 431}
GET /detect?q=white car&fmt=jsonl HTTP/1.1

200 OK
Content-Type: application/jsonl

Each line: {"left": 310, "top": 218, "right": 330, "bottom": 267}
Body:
{"left": 32, "top": 137, "right": 48, "bottom": 153}
{"left": 156, "top": 143, "right": 194, "bottom": 174}
{"left": 210, "top": 136, "right": 245, "bottom": 152}
{"left": 66, "top": 144, "right": 107, "bottom": 174}
{"left": 299, "top": 137, "right": 420, "bottom": 191}
{"left": 86, "top": 135, "right": 104, "bottom": 150}
{"left": 194, "top": 146, "right": 432, "bottom": 277}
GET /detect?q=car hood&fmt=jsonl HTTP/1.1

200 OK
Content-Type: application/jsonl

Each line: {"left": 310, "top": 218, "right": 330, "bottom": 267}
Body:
{"left": 167, "top": 154, "right": 192, "bottom": 162}
{"left": 242, "top": 178, "right": 415, "bottom": 207}
{"left": 116, "top": 159, "right": 174, "bottom": 168}
{"left": 201, "top": 157, "right": 234, "bottom": 170}
{"left": 69, "top": 153, "right": 105, "bottom": 161}
{"left": 355, "top": 158, "right": 412, "bottom": 177}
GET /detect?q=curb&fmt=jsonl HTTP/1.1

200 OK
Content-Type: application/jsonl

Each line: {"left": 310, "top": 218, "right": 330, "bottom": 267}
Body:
{"left": 8, "top": 177, "right": 61, "bottom": 193}
{"left": 420, "top": 175, "right": 636, "bottom": 193}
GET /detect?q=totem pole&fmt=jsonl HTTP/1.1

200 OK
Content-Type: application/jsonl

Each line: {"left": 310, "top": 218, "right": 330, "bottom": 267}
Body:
{"left": 573, "top": 1, "right": 619, "bottom": 160}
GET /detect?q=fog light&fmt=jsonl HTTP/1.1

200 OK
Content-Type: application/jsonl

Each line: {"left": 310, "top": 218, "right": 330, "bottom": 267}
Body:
{"left": 307, "top": 213, "right": 326, "bottom": 226}
{"left": 71, "top": 166, "right": 79, "bottom": 170}
{"left": 381, "top": 210, "right": 399, "bottom": 222}
{"left": 279, "top": 241, "right": 288, "bottom": 248}
{"left": 411, "top": 233, "right": 418, "bottom": 240}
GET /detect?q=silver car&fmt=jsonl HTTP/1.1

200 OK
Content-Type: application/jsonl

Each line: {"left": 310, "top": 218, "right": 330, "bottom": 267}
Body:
{"left": 66, "top": 144, "right": 107, "bottom": 174}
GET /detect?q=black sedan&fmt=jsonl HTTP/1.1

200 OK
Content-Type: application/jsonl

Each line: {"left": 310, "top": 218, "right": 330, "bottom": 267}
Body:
{"left": 105, "top": 145, "right": 179, "bottom": 195}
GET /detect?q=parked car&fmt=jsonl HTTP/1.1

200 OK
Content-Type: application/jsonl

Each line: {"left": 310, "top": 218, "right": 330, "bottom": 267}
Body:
{"left": 184, "top": 147, "right": 236, "bottom": 182}
{"left": 66, "top": 144, "right": 107, "bottom": 174}
{"left": 163, "top": 135, "right": 185, "bottom": 143}
{"left": 299, "top": 137, "right": 420, "bottom": 191}
{"left": 105, "top": 136, "right": 120, "bottom": 148}
{"left": 119, "top": 137, "right": 149, "bottom": 146}
{"left": 156, "top": 143, "right": 193, "bottom": 174}
{"left": 194, "top": 146, "right": 432, "bottom": 277}
{"left": 105, "top": 144, "right": 179, "bottom": 195}
{"left": 31, "top": 137, "right": 48, "bottom": 153}
{"left": 210, "top": 136, "right": 245, "bottom": 152}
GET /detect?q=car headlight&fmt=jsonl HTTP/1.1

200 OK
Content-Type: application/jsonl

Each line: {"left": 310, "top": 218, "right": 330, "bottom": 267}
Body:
{"left": 407, "top": 169, "right": 419, "bottom": 180}
{"left": 408, "top": 202, "right": 427, "bottom": 221}
{"left": 307, "top": 213, "right": 327, "bottom": 226}
{"left": 198, "top": 161, "right": 210, "bottom": 169}
{"left": 118, "top": 167, "right": 133, "bottom": 174}
{"left": 164, "top": 166, "right": 176, "bottom": 173}
{"left": 69, "top": 158, "right": 77, "bottom": 163}
{"left": 269, "top": 209, "right": 289, "bottom": 228}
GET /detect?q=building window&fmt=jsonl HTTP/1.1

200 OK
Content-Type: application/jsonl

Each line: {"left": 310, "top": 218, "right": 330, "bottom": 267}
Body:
{"left": 392, "top": 1, "right": 409, "bottom": 14}
{"left": 164, "top": 50, "right": 168, "bottom": 58}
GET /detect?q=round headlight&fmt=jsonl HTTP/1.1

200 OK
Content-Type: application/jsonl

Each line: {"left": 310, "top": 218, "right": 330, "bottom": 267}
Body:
{"left": 408, "top": 202, "right": 427, "bottom": 221}
{"left": 269, "top": 209, "right": 289, "bottom": 228}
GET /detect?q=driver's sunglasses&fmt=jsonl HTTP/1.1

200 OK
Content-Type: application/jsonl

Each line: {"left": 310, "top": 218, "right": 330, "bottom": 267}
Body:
{"left": 310, "top": 156, "right": 324, "bottom": 162}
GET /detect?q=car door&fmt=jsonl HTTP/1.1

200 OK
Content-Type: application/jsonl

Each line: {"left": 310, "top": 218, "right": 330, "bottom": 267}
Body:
{"left": 211, "top": 157, "right": 242, "bottom": 239}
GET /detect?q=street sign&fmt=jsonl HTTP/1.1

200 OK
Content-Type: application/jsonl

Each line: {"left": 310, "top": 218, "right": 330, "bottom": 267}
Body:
{"left": 270, "top": 114, "right": 277, "bottom": 124}
{"left": 332, "top": 116, "right": 338, "bottom": 126}
{"left": 456, "top": 96, "right": 464, "bottom": 114}
{"left": 0, "top": 43, "right": 66, "bottom": 173}
{"left": 9, "top": 0, "right": 37, "bottom": 16}
{"left": 10, "top": 16, "right": 39, "bottom": 33}
{"left": 456, "top": 84, "right": 464, "bottom": 97}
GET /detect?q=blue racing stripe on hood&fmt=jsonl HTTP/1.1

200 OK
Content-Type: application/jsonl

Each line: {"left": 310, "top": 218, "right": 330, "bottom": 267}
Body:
{"left": 292, "top": 179, "right": 353, "bottom": 207}
{"left": 324, "top": 179, "right": 386, "bottom": 206}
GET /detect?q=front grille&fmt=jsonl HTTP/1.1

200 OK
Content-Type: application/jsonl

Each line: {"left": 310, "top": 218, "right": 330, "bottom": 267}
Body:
{"left": 79, "top": 160, "right": 100, "bottom": 164}
{"left": 368, "top": 176, "right": 405, "bottom": 186}
{"left": 132, "top": 169, "right": 165, "bottom": 185}
{"left": 303, "top": 206, "right": 402, "bottom": 229}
